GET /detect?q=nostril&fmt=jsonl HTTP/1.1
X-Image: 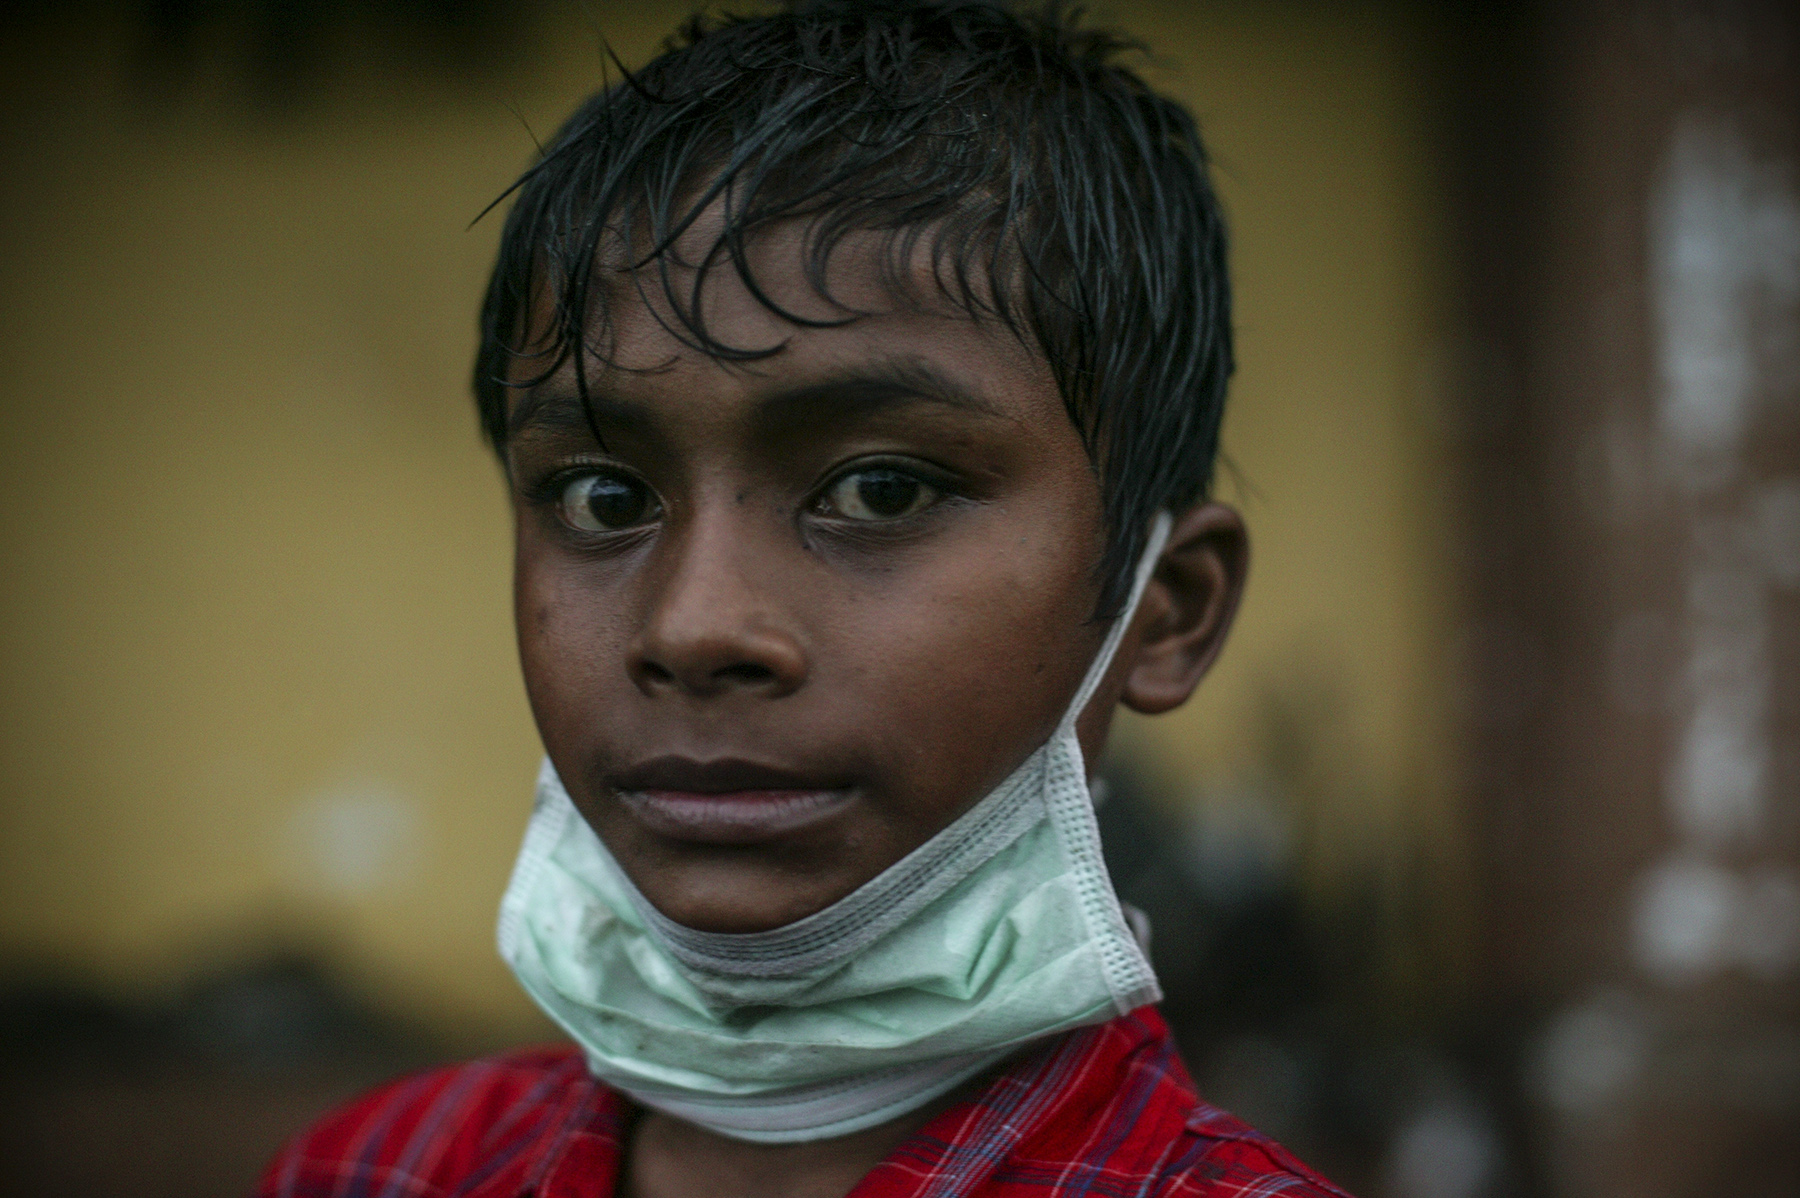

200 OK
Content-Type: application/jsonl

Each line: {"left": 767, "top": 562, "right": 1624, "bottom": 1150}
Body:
{"left": 635, "top": 657, "right": 780, "bottom": 693}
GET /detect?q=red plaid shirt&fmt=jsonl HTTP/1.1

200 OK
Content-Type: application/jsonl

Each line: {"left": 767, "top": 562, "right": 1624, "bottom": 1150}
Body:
{"left": 259, "top": 1007, "right": 1349, "bottom": 1198}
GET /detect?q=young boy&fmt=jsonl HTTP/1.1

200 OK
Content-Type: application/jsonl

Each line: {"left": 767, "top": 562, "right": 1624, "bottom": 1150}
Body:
{"left": 260, "top": 3, "right": 1349, "bottom": 1195}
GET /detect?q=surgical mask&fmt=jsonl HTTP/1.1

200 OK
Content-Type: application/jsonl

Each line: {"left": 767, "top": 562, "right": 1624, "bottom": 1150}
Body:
{"left": 498, "top": 512, "right": 1172, "bottom": 1143}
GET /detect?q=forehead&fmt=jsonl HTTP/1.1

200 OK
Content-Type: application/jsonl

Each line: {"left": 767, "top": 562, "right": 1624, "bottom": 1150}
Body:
{"left": 508, "top": 215, "right": 1061, "bottom": 429}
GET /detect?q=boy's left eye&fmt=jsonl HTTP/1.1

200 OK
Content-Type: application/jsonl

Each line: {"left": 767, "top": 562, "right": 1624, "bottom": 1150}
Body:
{"left": 819, "top": 468, "right": 939, "bottom": 522}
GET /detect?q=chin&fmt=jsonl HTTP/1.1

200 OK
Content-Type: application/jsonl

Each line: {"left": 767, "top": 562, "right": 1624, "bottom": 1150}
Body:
{"left": 643, "top": 860, "right": 863, "bottom": 933}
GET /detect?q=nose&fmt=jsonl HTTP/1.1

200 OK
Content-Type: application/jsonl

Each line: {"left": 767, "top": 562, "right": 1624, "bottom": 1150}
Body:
{"left": 626, "top": 511, "right": 808, "bottom": 699}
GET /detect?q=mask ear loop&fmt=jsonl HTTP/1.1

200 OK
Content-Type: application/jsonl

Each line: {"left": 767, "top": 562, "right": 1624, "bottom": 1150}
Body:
{"left": 1057, "top": 510, "right": 1174, "bottom": 737}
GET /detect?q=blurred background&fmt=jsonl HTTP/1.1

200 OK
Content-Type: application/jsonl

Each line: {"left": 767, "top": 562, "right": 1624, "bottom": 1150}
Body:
{"left": 0, "top": 1, "right": 1793, "bottom": 1195}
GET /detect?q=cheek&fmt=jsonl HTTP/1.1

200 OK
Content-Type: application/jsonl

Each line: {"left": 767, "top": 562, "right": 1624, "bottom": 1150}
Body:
{"left": 851, "top": 544, "right": 1097, "bottom": 814}
{"left": 513, "top": 547, "right": 625, "bottom": 741}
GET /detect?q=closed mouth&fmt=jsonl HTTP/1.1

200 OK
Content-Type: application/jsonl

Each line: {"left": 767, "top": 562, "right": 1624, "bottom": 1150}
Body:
{"left": 608, "top": 757, "right": 856, "bottom": 843}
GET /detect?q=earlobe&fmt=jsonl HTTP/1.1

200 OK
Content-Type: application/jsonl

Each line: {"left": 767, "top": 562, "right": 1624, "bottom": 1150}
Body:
{"left": 1119, "top": 503, "right": 1248, "bottom": 715}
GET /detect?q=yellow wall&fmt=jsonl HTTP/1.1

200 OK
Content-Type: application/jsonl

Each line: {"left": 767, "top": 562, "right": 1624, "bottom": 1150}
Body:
{"left": 1110, "top": 3, "right": 1461, "bottom": 890}
{"left": 0, "top": 3, "right": 1458, "bottom": 1038}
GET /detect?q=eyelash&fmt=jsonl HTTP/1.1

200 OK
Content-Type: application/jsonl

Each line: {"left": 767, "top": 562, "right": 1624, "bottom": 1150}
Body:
{"left": 520, "top": 461, "right": 627, "bottom": 510}
{"left": 521, "top": 458, "right": 964, "bottom": 531}
{"left": 517, "top": 461, "right": 654, "bottom": 537}
{"left": 810, "top": 460, "right": 957, "bottom": 524}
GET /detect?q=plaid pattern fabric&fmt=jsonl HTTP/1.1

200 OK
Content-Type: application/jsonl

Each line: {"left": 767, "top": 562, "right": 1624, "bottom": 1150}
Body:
{"left": 259, "top": 1007, "right": 1351, "bottom": 1198}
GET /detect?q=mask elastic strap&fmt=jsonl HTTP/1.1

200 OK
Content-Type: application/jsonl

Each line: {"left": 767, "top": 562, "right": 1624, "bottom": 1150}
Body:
{"left": 1056, "top": 511, "right": 1173, "bottom": 736}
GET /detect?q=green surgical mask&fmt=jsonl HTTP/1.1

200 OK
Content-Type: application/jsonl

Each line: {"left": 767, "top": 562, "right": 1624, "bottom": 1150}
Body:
{"left": 498, "top": 513, "right": 1172, "bottom": 1143}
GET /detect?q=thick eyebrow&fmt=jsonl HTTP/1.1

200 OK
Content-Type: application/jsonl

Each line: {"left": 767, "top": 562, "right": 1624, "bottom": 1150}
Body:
{"left": 505, "top": 356, "right": 1003, "bottom": 441}
{"left": 748, "top": 358, "right": 1005, "bottom": 427}
{"left": 506, "top": 385, "right": 623, "bottom": 440}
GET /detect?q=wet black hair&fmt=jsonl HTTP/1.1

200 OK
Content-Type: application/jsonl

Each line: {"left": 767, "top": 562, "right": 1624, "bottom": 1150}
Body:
{"left": 473, "top": 0, "right": 1232, "bottom": 616}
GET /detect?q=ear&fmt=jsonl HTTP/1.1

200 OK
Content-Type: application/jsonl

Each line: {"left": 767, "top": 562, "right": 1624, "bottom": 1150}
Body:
{"left": 1119, "top": 503, "right": 1248, "bottom": 714}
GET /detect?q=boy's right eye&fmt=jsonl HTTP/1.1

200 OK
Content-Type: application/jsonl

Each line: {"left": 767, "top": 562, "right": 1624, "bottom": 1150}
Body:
{"left": 557, "top": 472, "right": 660, "bottom": 532}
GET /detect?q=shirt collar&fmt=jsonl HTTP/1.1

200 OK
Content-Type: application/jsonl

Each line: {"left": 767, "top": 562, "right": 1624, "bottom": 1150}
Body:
{"left": 510, "top": 1010, "right": 1190, "bottom": 1198}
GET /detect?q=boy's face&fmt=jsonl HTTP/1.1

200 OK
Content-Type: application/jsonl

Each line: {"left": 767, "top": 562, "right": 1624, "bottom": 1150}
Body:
{"left": 505, "top": 225, "right": 1128, "bottom": 933}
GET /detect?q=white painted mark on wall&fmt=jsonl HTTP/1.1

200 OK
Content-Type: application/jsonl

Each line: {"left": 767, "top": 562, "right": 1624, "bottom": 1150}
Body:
{"left": 1635, "top": 114, "right": 1800, "bottom": 983}
{"left": 1632, "top": 856, "right": 1800, "bottom": 979}
{"left": 1385, "top": 1093, "right": 1500, "bottom": 1198}
{"left": 1652, "top": 115, "right": 1800, "bottom": 485}
{"left": 1756, "top": 476, "right": 1800, "bottom": 585}
{"left": 1534, "top": 990, "right": 1651, "bottom": 1115}
{"left": 286, "top": 779, "right": 422, "bottom": 897}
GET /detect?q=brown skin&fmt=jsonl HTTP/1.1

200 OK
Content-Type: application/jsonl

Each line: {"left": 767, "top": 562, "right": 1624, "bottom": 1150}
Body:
{"left": 503, "top": 224, "right": 1246, "bottom": 1198}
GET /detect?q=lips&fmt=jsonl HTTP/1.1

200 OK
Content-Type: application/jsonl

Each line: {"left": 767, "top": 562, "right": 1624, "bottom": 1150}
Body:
{"left": 608, "top": 756, "right": 856, "bottom": 844}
